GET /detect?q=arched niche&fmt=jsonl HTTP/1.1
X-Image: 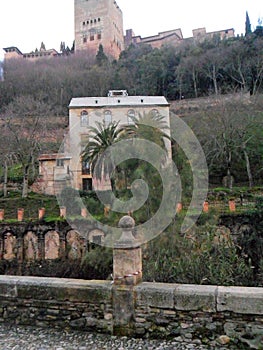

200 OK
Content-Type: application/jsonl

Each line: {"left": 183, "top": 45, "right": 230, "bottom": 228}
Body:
{"left": 66, "top": 230, "right": 84, "bottom": 260}
{"left": 24, "top": 231, "right": 39, "bottom": 261}
{"left": 45, "top": 230, "right": 60, "bottom": 260}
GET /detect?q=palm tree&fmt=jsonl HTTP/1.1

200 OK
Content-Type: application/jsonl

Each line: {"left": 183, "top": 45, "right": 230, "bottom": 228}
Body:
{"left": 82, "top": 121, "right": 125, "bottom": 191}
{"left": 82, "top": 112, "right": 171, "bottom": 194}
{"left": 125, "top": 111, "right": 171, "bottom": 161}
{"left": 120, "top": 112, "right": 172, "bottom": 217}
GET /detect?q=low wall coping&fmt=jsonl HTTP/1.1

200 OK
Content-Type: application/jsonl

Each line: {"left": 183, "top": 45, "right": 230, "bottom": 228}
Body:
{"left": 0, "top": 275, "right": 112, "bottom": 302}
{"left": 217, "top": 286, "right": 263, "bottom": 314}
{"left": 1, "top": 276, "right": 263, "bottom": 315}
{"left": 135, "top": 282, "right": 263, "bottom": 315}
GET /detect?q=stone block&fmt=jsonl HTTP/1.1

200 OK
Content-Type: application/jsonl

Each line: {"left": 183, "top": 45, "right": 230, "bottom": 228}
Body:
{"left": 217, "top": 286, "right": 263, "bottom": 314}
{"left": 113, "top": 246, "right": 142, "bottom": 286}
{"left": 112, "top": 286, "right": 134, "bottom": 327}
{"left": 174, "top": 284, "right": 217, "bottom": 312}
{"left": 135, "top": 282, "right": 175, "bottom": 309}
{"left": 0, "top": 277, "right": 18, "bottom": 298}
{"left": 14, "top": 277, "right": 112, "bottom": 303}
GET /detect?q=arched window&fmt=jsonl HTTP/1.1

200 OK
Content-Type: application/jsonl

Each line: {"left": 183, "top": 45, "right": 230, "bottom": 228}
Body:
{"left": 127, "top": 109, "right": 135, "bottom": 125}
{"left": 104, "top": 110, "right": 112, "bottom": 126}
{"left": 80, "top": 110, "right": 89, "bottom": 127}
{"left": 150, "top": 109, "right": 159, "bottom": 117}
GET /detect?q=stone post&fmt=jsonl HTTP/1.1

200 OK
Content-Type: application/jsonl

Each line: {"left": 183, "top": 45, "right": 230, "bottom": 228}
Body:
{"left": 38, "top": 231, "right": 45, "bottom": 260}
{"left": 113, "top": 215, "right": 142, "bottom": 286}
{"left": 112, "top": 215, "right": 142, "bottom": 336}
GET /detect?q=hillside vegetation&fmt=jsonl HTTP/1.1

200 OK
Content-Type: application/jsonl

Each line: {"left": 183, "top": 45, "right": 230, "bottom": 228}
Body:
{"left": 0, "top": 33, "right": 262, "bottom": 194}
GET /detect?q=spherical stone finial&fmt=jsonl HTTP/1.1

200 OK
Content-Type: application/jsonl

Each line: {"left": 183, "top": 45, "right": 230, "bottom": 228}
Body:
{"left": 118, "top": 215, "right": 135, "bottom": 229}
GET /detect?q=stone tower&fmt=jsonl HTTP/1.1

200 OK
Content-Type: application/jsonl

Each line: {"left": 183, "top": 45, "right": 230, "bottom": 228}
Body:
{"left": 74, "top": 0, "right": 124, "bottom": 59}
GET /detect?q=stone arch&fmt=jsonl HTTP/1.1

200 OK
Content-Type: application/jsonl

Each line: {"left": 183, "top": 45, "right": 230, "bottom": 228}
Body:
{"left": 24, "top": 231, "right": 39, "bottom": 261}
{"left": 44, "top": 230, "right": 60, "bottom": 260}
{"left": 66, "top": 230, "right": 84, "bottom": 260}
{"left": 3, "top": 231, "right": 17, "bottom": 260}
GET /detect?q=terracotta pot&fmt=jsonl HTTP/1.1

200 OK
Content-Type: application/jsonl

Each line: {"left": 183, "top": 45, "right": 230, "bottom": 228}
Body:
{"left": 17, "top": 208, "right": 24, "bottom": 222}
{"left": 60, "top": 206, "right": 66, "bottom": 218}
{"left": 229, "top": 200, "right": 236, "bottom": 212}
{"left": 176, "top": 202, "right": 183, "bottom": 213}
{"left": 0, "top": 209, "right": 4, "bottom": 221}
{"left": 81, "top": 207, "right": 87, "bottom": 218}
{"left": 203, "top": 201, "right": 209, "bottom": 212}
{"left": 38, "top": 207, "right": 45, "bottom": 220}
{"left": 104, "top": 205, "right": 110, "bottom": 217}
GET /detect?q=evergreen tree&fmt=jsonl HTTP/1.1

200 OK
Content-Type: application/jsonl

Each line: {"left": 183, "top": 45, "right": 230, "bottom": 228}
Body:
{"left": 40, "top": 42, "right": 46, "bottom": 51}
{"left": 60, "top": 41, "right": 66, "bottom": 52}
{"left": 245, "top": 11, "right": 252, "bottom": 36}
{"left": 96, "top": 44, "right": 108, "bottom": 66}
{"left": 71, "top": 40, "right": 75, "bottom": 52}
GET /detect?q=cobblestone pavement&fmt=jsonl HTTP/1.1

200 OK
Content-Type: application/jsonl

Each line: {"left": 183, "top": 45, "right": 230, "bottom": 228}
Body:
{"left": 0, "top": 323, "right": 236, "bottom": 350}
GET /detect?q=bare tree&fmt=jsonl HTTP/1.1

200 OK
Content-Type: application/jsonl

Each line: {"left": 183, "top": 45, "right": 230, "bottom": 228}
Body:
{"left": 2, "top": 96, "right": 55, "bottom": 197}
{"left": 188, "top": 96, "right": 263, "bottom": 188}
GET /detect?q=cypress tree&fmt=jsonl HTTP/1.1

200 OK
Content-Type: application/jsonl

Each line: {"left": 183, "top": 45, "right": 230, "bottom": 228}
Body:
{"left": 245, "top": 11, "right": 252, "bottom": 36}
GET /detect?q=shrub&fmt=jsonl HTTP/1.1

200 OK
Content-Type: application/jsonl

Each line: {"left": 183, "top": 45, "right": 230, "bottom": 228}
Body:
{"left": 255, "top": 196, "right": 263, "bottom": 210}
{"left": 143, "top": 225, "right": 256, "bottom": 286}
{"left": 80, "top": 246, "right": 113, "bottom": 280}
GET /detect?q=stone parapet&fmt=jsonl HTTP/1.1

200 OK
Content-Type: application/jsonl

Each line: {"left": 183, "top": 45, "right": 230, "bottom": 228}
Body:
{"left": 0, "top": 276, "right": 263, "bottom": 347}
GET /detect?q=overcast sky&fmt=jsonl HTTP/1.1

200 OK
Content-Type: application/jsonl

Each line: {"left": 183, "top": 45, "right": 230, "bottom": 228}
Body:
{"left": 0, "top": 0, "right": 262, "bottom": 60}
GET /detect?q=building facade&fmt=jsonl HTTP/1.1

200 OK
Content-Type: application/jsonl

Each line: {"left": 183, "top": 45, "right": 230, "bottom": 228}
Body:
{"left": 36, "top": 154, "right": 71, "bottom": 196}
{"left": 74, "top": 0, "right": 124, "bottom": 59}
{"left": 3, "top": 46, "right": 59, "bottom": 61}
{"left": 37, "top": 90, "right": 171, "bottom": 194}
{"left": 68, "top": 90, "right": 171, "bottom": 191}
{"left": 3, "top": 0, "right": 235, "bottom": 61}
{"left": 124, "top": 27, "right": 235, "bottom": 49}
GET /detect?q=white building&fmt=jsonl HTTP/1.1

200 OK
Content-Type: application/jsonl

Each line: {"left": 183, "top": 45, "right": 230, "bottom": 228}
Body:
{"left": 38, "top": 90, "right": 171, "bottom": 194}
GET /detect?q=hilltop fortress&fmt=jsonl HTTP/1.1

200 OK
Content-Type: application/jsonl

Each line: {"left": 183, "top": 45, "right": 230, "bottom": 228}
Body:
{"left": 4, "top": 0, "right": 234, "bottom": 60}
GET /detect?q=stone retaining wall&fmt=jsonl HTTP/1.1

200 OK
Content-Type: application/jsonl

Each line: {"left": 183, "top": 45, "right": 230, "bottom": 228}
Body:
{"left": 0, "top": 276, "right": 113, "bottom": 333}
{"left": 0, "top": 222, "right": 105, "bottom": 262}
{"left": 134, "top": 283, "right": 263, "bottom": 347}
{"left": 0, "top": 276, "right": 262, "bottom": 348}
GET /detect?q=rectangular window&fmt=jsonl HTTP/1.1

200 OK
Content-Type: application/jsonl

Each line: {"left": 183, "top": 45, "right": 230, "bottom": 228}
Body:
{"left": 90, "top": 35, "right": 94, "bottom": 41}
{"left": 98, "top": 33, "right": 102, "bottom": 40}
{"left": 83, "top": 37, "right": 87, "bottom": 43}
{"left": 56, "top": 159, "right": 64, "bottom": 167}
{"left": 82, "top": 161, "right": 90, "bottom": 175}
